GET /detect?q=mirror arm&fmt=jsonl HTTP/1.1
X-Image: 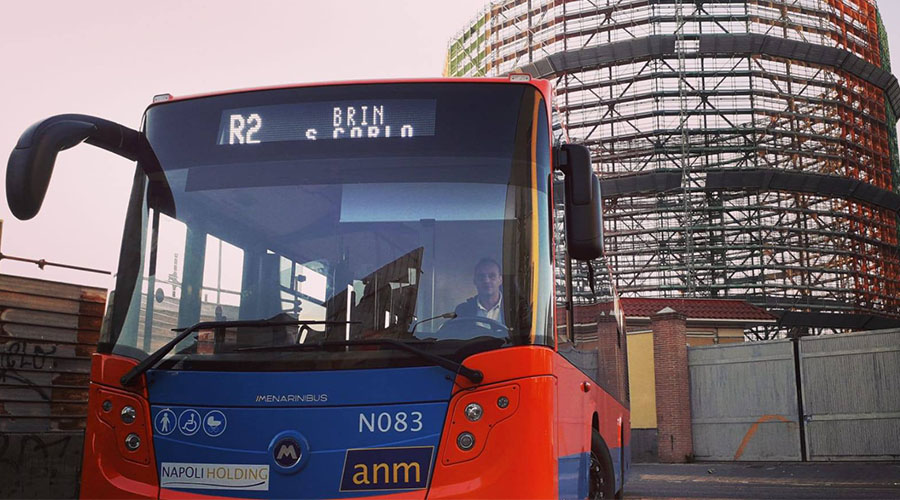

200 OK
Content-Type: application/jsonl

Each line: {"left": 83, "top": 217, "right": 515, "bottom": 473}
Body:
{"left": 83, "top": 119, "right": 142, "bottom": 162}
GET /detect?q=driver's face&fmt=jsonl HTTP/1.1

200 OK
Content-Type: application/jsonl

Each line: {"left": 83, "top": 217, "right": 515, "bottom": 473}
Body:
{"left": 474, "top": 263, "right": 502, "bottom": 298}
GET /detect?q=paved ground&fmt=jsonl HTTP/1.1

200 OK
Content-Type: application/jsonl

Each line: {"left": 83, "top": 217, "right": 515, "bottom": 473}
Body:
{"left": 624, "top": 462, "right": 900, "bottom": 499}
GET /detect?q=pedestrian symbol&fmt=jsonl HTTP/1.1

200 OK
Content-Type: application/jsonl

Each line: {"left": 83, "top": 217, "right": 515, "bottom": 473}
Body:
{"left": 155, "top": 409, "right": 176, "bottom": 436}
{"left": 178, "top": 409, "right": 201, "bottom": 436}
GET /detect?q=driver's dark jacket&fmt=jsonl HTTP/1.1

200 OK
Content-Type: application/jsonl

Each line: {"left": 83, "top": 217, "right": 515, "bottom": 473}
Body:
{"left": 454, "top": 296, "right": 532, "bottom": 337}
{"left": 454, "top": 297, "right": 502, "bottom": 323}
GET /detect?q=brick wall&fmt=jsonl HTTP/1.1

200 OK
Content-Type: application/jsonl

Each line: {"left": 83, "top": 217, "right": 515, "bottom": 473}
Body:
{"left": 596, "top": 314, "right": 627, "bottom": 404}
{"left": 651, "top": 309, "right": 693, "bottom": 463}
{"left": 572, "top": 305, "right": 629, "bottom": 405}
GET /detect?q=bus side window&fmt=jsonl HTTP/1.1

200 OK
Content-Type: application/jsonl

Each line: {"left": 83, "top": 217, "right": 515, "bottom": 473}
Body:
{"left": 554, "top": 169, "right": 624, "bottom": 403}
{"left": 553, "top": 174, "right": 572, "bottom": 344}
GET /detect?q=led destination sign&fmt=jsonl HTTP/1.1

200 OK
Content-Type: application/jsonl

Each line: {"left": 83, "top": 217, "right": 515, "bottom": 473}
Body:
{"left": 217, "top": 99, "right": 436, "bottom": 145}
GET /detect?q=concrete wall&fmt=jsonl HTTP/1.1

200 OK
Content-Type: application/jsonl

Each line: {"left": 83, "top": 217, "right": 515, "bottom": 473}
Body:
{"left": 626, "top": 331, "right": 657, "bottom": 430}
{"left": 626, "top": 331, "right": 658, "bottom": 462}
{"left": 685, "top": 327, "right": 744, "bottom": 345}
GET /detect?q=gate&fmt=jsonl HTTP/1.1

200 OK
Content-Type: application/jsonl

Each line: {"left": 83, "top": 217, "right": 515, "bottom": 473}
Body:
{"left": 688, "top": 328, "right": 900, "bottom": 461}
{"left": 800, "top": 329, "right": 900, "bottom": 461}
{"left": 688, "top": 340, "right": 802, "bottom": 461}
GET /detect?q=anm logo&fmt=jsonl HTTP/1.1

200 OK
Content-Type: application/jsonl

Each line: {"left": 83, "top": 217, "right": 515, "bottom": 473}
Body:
{"left": 339, "top": 446, "right": 433, "bottom": 491}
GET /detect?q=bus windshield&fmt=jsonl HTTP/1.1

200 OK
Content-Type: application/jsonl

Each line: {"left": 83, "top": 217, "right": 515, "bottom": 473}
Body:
{"left": 108, "top": 82, "right": 554, "bottom": 372}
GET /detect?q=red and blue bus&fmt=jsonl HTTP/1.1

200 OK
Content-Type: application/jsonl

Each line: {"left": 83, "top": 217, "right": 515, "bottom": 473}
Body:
{"left": 6, "top": 77, "right": 630, "bottom": 499}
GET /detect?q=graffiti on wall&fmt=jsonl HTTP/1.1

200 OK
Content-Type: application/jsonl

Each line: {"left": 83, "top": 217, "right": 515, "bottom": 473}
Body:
{"left": 0, "top": 276, "right": 106, "bottom": 499}
{"left": 0, "top": 340, "right": 59, "bottom": 402}
{"left": 0, "top": 433, "right": 83, "bottom": 498}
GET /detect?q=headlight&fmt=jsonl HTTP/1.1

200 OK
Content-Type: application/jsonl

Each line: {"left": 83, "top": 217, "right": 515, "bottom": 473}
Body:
{"left": 457, "top": 432, "right": 475, "bottom": 451}
{"left": 464, "top": 403, "right": 483, "bottom": 421}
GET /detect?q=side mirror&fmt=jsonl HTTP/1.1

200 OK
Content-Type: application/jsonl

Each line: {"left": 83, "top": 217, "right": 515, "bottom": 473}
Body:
{"left": 556, "top": 144, "right": 603, "bottom": 260}
{"left": 6, "top": 114, "right": 142, "bottom": 220}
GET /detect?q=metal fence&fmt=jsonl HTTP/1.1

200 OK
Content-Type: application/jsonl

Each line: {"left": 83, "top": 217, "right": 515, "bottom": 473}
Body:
{"left": 800, "top": 329, "right": 900, "bottom": 461}
{"left": 689, "top": 340, "right": 802, "bottom": 461}
{"left": 0, "top": 274, "right": 106, "bottom": 498}
{"left": 689, "top": 329, "right": 900, "bottom": 461}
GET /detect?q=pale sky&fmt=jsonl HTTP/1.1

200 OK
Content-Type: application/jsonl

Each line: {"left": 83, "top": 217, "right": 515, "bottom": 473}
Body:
{"left": 0, "top": 0, "right": 488, "bottom": 289}
{"left": 2, "top": 1, "right": 900, "bottom": 290}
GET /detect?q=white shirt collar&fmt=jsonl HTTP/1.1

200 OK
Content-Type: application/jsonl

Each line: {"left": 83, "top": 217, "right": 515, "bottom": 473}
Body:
{"left": 476, "top": 296, "right": 502, "bottom": 312}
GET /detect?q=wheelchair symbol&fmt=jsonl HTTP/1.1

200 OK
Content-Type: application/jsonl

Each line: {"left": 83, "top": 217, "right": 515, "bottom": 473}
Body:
{"left": 178, "top": 409, "right": 201, "bottom": 436}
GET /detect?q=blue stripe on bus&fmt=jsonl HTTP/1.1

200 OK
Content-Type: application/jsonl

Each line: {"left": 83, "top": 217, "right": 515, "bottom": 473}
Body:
{"left": 558, "top": 446, "right": 625, "bottom": 499}
{"left": 558, "top": 450, "right": 590, "bottom": 499}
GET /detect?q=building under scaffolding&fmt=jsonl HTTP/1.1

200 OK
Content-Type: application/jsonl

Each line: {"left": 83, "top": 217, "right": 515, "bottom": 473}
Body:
{"left": 447, "top": 0, "right": 900, "bottom": 337}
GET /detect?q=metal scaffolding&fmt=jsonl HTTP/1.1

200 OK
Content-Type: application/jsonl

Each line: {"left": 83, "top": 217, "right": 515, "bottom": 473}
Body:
{"left": 447, "top": 0, "right": 900, "bottom": 338}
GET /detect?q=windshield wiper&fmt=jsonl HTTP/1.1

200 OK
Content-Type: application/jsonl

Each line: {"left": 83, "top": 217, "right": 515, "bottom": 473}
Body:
{"left": 239, "top": 338, "right": 484, "bottom": 384}
{"left": 120, "top": 319, "right": 356, "bottom": 386}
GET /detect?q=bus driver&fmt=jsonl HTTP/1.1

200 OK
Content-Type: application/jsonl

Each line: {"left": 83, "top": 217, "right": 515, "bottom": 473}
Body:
{"left": 455, "top": 258, "right": 505, "bottom": 325}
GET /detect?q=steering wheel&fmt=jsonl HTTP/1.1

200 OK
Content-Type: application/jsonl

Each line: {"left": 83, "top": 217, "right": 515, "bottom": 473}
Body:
{"left": 438, "top": 316, "right": 509, "bottom": 340}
